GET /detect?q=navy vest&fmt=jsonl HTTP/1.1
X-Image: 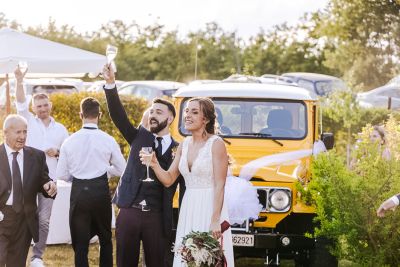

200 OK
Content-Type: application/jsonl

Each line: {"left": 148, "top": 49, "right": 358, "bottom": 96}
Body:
{"left": 112, "top": 126, "right": 183, "bottom": 237}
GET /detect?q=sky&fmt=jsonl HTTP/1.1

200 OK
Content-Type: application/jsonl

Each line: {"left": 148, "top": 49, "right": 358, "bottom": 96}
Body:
{"left": 2, "top": 0, "right": 329, "bottom": 39}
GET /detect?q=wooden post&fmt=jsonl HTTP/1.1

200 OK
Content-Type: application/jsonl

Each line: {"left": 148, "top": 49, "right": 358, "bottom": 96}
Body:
{"left": 5, "top": 74, "right": 11, "bottom": 115}
{"left": 388, "top": 97, "right": 392, "bottom": 110}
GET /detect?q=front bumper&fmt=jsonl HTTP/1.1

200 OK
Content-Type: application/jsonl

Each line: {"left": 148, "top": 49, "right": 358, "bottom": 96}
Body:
{"left": 232, "top": 232, "right": 315, "bottom": 249}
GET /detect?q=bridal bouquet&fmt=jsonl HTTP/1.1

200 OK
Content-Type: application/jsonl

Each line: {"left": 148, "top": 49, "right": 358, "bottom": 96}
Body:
{"left": 176, "top": 231, "right": 225, "bottom": 267}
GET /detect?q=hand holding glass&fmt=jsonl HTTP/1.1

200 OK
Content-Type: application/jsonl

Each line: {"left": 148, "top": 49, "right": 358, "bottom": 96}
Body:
{"left": 141, "top": 147, "right": 154, "bottom": 182}
{"left": 18, "top": 61, "right": 28, "bottom": 73}
{"left": 106, "top": 44, "right": 118, "bottom": 72}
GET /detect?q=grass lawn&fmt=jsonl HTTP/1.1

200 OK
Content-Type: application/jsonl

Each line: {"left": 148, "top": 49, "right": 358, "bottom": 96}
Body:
{"left": 28, "top": 230, "right": 133, "bottom": 266}
{"left": 37, "top": 242, "right": 295, "bottom": 267}
{"left": 29, "top": 231, "right": 353, "bottom": 266}
{"left": 29, "top": 231, "right": 295, "bottom": 267}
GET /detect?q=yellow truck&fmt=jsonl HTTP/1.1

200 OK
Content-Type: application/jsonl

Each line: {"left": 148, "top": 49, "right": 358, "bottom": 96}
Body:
{"left": 171, "top": 81, "right": 336, "bottom": 266}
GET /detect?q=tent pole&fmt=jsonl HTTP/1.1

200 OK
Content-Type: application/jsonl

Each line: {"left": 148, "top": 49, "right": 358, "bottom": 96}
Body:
{"left": 5, "top": 74, "right": 11, "bottom": 115}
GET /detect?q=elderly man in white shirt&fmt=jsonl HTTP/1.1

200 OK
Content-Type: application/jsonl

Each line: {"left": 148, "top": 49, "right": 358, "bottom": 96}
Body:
{"left": 0, "top": 114, "right": 57, "bottom": 267}
{"left": 14, "top": 67, "right": 69, "bottom": 267}
{"left": 56, "top": 97, "right": 126, "bottom": 267}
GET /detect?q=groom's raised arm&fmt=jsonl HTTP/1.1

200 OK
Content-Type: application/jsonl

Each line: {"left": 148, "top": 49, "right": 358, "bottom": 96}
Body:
{"left": 102, "top": 65, "right": 138, "bottom": 144}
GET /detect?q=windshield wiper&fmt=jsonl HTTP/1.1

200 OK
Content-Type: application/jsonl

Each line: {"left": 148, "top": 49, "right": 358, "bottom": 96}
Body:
{"left": 240, "top": 132, "right": 271, "bottom": 137}
{"left": 239, "top": 133, "right": 284, "bottom": 147}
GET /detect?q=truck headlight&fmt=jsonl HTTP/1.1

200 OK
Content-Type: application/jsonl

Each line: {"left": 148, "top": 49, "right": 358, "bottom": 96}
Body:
{"left": 269, "top": 189, "right": 291, "bottom": 211}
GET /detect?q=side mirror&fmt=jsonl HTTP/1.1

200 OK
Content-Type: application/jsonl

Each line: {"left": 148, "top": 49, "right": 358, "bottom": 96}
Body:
{"left": 321, "top": 133, "right": 334, "bottom": 150}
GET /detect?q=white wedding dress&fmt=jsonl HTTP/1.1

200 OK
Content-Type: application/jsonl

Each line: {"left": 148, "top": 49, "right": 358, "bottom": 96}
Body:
{"left": 173, "top": 135, "right": 234, "bottom": 267}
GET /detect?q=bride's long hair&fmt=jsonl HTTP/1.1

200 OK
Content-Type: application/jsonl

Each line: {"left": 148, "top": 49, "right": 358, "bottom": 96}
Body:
{"left": 188, "top": 97, "right": 216, "bottom": 135}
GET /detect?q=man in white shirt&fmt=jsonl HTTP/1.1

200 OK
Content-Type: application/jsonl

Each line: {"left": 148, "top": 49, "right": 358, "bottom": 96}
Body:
{"left": 56, "top": 97, "right": 126, "bottom": 267}
{"left": 0, "top": 115, "right": 57, "bottom": 267}
{"left": 14, "top": 67, "right": 69, "bottom": 267}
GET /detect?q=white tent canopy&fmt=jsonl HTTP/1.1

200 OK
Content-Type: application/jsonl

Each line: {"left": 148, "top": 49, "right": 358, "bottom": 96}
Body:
{"left": 0, "top": 27, "right": 106, "bottom": 77}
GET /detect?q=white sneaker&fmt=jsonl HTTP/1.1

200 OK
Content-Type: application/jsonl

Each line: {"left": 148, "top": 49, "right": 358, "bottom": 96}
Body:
{"left": 30, "top": 258, "right": 45, "bottom": 267}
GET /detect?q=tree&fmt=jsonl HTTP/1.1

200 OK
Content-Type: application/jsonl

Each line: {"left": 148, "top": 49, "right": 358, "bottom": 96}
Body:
{"left": 153, "top": 31, "right": 193, "bottom": 81}
{"left": 312, "top": 0, "right": 400, "bottom": 90}
{"left": 188, "top": 22, "right": 241, "bottom": 80}
{"left": 243, "top": 22, "right": 332, "bottom": 76}
{"left": 308, "top": 119, "right": 400, "bottom": 265}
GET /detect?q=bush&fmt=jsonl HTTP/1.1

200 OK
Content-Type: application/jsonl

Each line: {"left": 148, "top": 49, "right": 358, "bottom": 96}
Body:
{"left": 308, "top": 118, "right": 400, "bottom": 265}
{"left": 50, "top": 92, "right": 148, "bottom": 156}
{"left": 50, "top": 92, "right": 149, "bottom": 192}
{"left": 320, "top": 90, "right": 400, "bottom": 163}
{"left": 322, "top": 107, "right": 396, "bottom": 156}
{"left": 0, "top": 92, "right": 148, "bottom": 192}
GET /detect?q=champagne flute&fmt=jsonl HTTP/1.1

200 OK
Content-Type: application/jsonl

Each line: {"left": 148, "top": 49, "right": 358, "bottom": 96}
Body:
{"left": 141, "top": 147, "right": 154, "bottom": 182}
{"left": 18, "top": 61, "right": 28, "bottom": 73}
{"left": 106, "top": 44, "right": 118, "bottom": 73}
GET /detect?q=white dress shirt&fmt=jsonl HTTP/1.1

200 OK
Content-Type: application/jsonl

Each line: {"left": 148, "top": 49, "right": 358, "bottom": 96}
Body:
{"left": 155, "top": 133, "right": 172, "bottom": 155}
{"left": 16, "top": 99, "right": 69, "bottom": 180}
{"left": 4, "top": 144, "right": 24, "bottom": 205}
{"left": 56, "top": 123, "right": 126, "bottom": 181}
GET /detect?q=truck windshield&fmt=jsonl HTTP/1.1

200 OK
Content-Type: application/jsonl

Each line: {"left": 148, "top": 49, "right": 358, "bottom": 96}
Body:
{"left": 179, "top": 99, "right": 307, "bottom": 139}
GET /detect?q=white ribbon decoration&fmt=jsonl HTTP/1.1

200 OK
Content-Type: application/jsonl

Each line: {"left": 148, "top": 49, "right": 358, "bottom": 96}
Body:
{"left": 239, "top": 141, "right": 327, "bottom": 181}
{"left": 239, "top": 149, "right": 313, "bottom": 181}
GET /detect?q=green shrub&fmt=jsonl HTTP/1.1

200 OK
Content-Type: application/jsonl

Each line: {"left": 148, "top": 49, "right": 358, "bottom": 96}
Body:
{"left": 0, "top": 92, "right": 147, "bottom": 192}
{"left": 322, "top": 107, "right": 396, "bottom": 156}
{"left": 50, "top": 92, "right": 149, "bottom": 192}
{"left": 321, "top": 90, "right": 400, "bottom": 160}
{"left": 50, "top": 92, "right": 148, "bottom": 156}
{"left": 308, "top": 118, "right": 400, "bottom": 265}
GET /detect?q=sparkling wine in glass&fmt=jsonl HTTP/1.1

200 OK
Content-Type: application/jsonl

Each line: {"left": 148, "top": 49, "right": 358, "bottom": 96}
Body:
{"left": 141, "top": 147, "right": 154, "bottom": 182}
{"left": 106, "top": 44, "right": 118, "bottom": 72}
{"left": 18, "top": 61, "right": 28, "bottom": 73}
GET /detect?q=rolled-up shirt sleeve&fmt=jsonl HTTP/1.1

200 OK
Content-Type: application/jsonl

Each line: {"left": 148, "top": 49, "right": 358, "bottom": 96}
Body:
{"left": 107, "top": 139, "right": 127, "bottom": 178}
{"left": 390, "top": 195, "right": 400, "bottom": 206}
{"left": 15, "top": 96, "right": 34, "bottom": 120}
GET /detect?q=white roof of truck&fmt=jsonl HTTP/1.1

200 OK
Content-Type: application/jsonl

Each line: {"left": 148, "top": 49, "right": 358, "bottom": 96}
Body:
{"left": 174, "top": 82, "right": 317, "bottom": 101}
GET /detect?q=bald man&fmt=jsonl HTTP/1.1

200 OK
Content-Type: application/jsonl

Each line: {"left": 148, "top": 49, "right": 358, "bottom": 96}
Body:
{"left": 0, "top": 115, "right": 57, "bottom": 267}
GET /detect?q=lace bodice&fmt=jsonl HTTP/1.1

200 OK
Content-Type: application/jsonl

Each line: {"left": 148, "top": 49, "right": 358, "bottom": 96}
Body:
{"left": 178, "top": 135, "right": 219, "bottom": 188}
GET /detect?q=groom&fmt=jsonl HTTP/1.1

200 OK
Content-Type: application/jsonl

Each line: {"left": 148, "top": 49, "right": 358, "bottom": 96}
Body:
{"left": 102, "top": 65, "right": 185, "bottom": 267}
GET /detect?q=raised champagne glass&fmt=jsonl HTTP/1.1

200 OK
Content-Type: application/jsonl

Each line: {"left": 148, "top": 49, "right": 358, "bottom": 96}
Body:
{"left": 18, "top": 61, "right": 28, "bottom": 73}
{"left": 106, "top": 44, "right": 118, "bottom": 72}
{"left": 141, "top": 147, "right": 154, "bottom": 182}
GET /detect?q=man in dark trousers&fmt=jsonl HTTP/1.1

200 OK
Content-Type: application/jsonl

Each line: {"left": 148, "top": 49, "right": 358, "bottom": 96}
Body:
{"left": 0, "top": 114, "right": 57, "bottom": 267}
{"left": 56, "top": 97, "right": 126, "bottom": 267}
{"left": 102, "top": 65, "right": 185, "bottom": 267}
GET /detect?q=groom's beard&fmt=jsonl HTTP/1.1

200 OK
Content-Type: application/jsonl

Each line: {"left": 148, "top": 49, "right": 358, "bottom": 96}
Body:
{"left": 149, "top": 118, "right": 168, "bottom": 134}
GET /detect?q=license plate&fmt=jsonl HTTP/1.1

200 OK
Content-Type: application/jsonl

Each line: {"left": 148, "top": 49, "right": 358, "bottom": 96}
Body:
{"left": 232, "top": 234, "right": 254, "bottom": 247}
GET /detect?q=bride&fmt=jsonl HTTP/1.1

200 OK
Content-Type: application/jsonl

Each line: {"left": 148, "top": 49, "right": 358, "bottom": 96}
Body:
{"left": 140, "top": 97, "right": 234, "bottom": 266}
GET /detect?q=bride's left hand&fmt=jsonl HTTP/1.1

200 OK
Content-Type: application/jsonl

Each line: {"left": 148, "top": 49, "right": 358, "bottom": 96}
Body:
{"left": 210, "top": 220, "right": 222, "bottom": 240}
